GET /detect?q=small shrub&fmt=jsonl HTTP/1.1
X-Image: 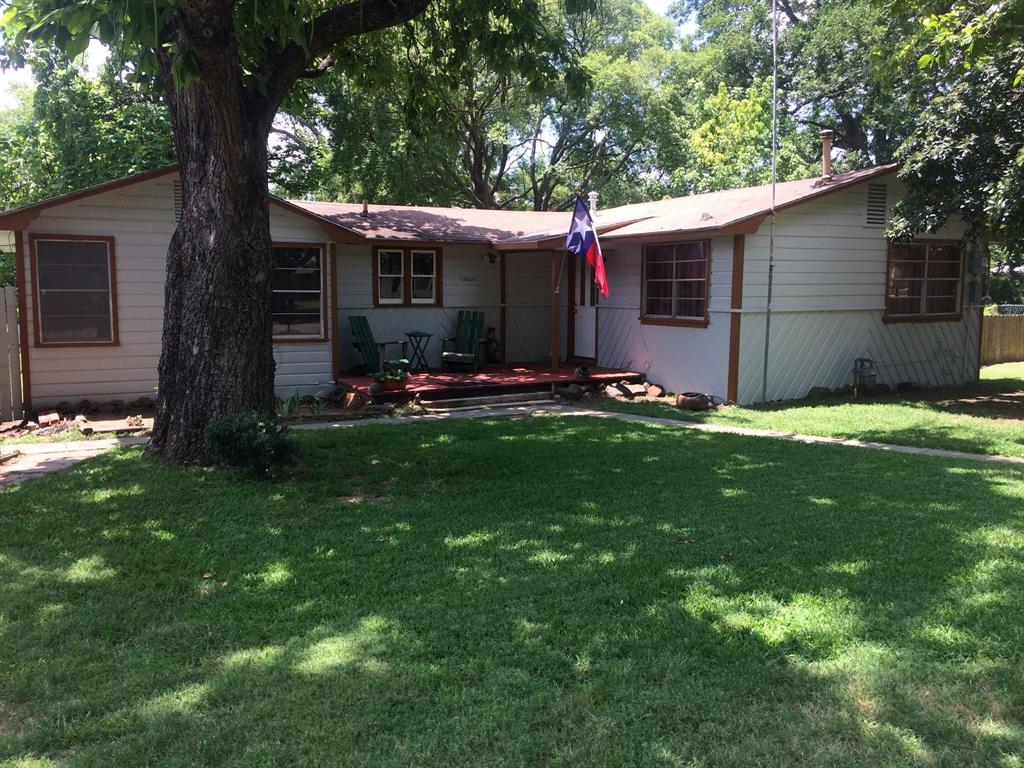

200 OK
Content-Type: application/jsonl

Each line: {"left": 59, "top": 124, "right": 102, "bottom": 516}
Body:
{"left": 278, "top": 393, "right": 301, "bottom": 417}
{"left": 205, "top": 411, "right": 295, "bottom": 478}
{"left": 367, "top": 369, "right": 407, "bottom": 383}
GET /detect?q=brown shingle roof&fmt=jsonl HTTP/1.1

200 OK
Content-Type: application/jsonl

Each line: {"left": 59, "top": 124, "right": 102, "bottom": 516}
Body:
{"left": 288, "top": 201, "right": 570, "bottom": 244}
{"left": 291, "top": 164, "right": 896, "bottom": 246}
{"left": 493, "top": 165, "right": 898, "bottom": 246}
{"left": 598, "top": 164, "right": 897, "bottom": 240}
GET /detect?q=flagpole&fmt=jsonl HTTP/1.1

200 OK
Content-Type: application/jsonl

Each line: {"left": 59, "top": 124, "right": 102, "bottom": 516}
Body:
{"left": 760, "top": 0, "right": 779, "bottom": 404}
{"left": 556, "top": 193, "right": 582, "bottom": 294}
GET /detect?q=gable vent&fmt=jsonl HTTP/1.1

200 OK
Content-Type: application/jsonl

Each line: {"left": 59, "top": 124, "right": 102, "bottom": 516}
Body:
{"left": 172, "top": 179, "right": 183, "bottom": 223}
{"left": 865, "top": 182, "right": 888, "bottom": 227}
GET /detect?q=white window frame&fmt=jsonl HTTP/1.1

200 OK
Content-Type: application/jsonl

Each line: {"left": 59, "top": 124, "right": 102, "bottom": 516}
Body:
{"left": 640, "top": 241, "right": 710, "bottom": 326}
{"left": 409, "top": 249, "right": 438, "bottom": 305}
{"left": 885, "top": 241, "right": 964, "bottom": 321}
{"left": 376, "top": 248, "right": 405, "bottom": 305}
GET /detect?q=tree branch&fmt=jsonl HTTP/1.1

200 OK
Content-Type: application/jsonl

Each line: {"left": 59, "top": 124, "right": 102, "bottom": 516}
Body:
{"left": 300, "top": 56, "right": 334, "bottom": 79}
{"left": 266, "top": 0, "right": 430, "bottom": 107}
{"left": 777, "top": 0, "right": 802, "bottom": 27}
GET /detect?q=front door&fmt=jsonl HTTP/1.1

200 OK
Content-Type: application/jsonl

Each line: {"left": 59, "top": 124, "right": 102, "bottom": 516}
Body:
{"left": 573, "top": 258, "right": 598, "bottom": 360}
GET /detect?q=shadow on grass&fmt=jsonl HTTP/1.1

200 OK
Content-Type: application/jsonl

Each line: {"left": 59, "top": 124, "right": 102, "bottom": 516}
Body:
{"left": 1, "top": 417, "right": 1022, "bottom": 766}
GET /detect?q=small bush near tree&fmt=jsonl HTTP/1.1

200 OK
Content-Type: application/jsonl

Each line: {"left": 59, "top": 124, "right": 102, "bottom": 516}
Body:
{"left": 205, "top": 411, "right": 294, "bottom": 478}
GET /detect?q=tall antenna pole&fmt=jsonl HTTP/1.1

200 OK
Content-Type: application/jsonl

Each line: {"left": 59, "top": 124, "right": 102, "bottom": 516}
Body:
{"left": 760, "top": 0, "right": 779, "bottom": 403}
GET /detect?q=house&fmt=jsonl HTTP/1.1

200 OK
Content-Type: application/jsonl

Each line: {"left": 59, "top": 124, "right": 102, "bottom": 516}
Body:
{"left": 0, "top": 141, "right": 985, "bottom": 415}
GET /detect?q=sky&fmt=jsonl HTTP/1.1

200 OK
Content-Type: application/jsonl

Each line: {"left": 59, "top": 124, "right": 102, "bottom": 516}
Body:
{"left": 0, "top": 0, "right": 678, "bottom": 110}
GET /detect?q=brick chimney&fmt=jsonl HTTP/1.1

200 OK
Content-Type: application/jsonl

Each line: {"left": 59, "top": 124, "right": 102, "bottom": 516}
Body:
{"left": 820, "top": 129, "right": 834, "bottom": 182}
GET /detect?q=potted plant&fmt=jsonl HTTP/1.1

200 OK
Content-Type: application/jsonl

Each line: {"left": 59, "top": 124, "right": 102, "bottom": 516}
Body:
{"left": 368, "top": 369, "right": 409, "bottom": 392}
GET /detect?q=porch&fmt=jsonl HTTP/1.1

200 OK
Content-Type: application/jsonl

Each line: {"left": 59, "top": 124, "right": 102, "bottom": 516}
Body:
{"left": 335, "top": 363, "right": 643, "bottom": 399}
{"left": 332, "top": 248, "right": 607, "bottom": 380}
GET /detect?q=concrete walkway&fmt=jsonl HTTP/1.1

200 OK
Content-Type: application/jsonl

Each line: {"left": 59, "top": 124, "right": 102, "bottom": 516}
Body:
{"left": 2, "top": 402, "right": 1021, "bottom": 487}
{"left": 0, "top": 436, "right": 148, "bottom": 486}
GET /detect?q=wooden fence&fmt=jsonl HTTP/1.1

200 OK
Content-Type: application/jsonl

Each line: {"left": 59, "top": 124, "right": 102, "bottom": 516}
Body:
{"left": 981, "top": 315, "right": 1024, "bottom": 365}
{"left": 1, "top": 286, "right": 23, "bottom": 422}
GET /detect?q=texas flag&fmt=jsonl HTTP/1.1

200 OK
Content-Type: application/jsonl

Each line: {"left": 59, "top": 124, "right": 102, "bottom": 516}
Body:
{"left": 565, "top": 196, "right": 609, "bottom": 299}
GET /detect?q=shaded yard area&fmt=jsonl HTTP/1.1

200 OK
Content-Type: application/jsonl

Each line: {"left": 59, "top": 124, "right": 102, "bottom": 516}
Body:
{"left": 595, "top": 363, "right": 1024, "bottom": 458}
{"left": 2, "top": 417, "right": 1023, "bottom": 766}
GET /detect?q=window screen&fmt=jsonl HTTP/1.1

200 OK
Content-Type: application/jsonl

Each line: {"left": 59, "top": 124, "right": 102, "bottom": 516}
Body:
{"left": 34, "top": 238, "right": 115, "bottom": 344}
{"left": 643, "top": 242, "right": 709, "bottom": 321}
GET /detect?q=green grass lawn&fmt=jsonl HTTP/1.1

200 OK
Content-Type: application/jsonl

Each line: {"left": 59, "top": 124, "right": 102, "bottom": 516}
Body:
{"left": 2, "top": 417, "right": 1023, "bottom": 767}
{"left": 593, "top": 363, "right": 1024, "bottom": 459}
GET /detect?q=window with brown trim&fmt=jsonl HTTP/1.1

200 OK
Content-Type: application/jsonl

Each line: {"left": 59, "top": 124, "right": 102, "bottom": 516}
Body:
{"left": 885, "top": 241, "right": 963, "bottom": 320}
{"left": 641, "top": 241, "right": 709, "bottom": 325}
{"left": 272, "top": 244, "right": 324, "bottom": 339}
{"left": 31, "top": 235, "right": 118, "bottom": 346}
{"left": 373, "top": 247, "right": 442, "bottom": 307}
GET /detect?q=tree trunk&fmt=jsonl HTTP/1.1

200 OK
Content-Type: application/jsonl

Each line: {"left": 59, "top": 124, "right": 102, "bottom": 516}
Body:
{"left": 144, "top": 0, "right": 433, "bottom": 464}
{"left": 148, "top": 13, "right": 278, "bottom": 464}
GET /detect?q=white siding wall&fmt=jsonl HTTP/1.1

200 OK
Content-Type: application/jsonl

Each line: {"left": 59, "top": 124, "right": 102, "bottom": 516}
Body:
{"left": 22, "top": 174, "right": 335, "bottom": 406}
{"left": 335, "top": 243, "right": 505, "bottom": 371}
{"left": 596, "top": 236, "right": 733, "bottom": 397}
{"left": 737, "top": 179, "right": 981, "bottom": 403}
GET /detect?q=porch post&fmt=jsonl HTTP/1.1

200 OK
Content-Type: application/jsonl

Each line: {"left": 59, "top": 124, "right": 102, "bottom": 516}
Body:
{"left": 499, "top": 252, "right": 507, "bottom": 361}
{"left": 13, "top": 230, "right": 31, "bottom": 413}
{"left": 550, "top": 250, "right": 561, "bottom": 371}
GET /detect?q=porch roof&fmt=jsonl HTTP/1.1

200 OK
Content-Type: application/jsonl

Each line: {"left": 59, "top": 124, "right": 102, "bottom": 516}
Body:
{"left": 288, "top": 200, "right": 569, "bottom": 245}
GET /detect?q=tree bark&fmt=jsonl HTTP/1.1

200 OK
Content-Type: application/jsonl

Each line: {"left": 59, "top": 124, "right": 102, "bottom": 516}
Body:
{"left": 148, "top": 7, "right": 278, "bottom": 464}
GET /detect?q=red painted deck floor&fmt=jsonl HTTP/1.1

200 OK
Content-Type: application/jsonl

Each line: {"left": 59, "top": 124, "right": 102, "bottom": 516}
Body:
{"left": 337, "top": 364, "right": 643, "bottom": 396}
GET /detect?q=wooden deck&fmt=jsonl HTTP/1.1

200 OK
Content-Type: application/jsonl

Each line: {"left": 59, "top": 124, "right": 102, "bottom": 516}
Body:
{"left": 336, "top": 364, "right": 643, "bottom": 398}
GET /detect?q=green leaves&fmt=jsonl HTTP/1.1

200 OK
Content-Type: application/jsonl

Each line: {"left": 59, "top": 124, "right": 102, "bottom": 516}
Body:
{"left": 271, "top": 0, "right": 670, "bottom": 210}
{"left": 888, "top": 0, "right": 1024, "bottom": 263}
{"left": 892, "top": 42, "right": 1024, "bottom": 255}
{"left": 664, "top": 79, "right": 816, "bottom": 195}
{"left": 0, "top": 51, "right": 175, "bottom": 210}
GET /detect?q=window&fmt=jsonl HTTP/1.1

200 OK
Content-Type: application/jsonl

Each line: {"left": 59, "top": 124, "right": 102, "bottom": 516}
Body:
{"left": 376, "top": 249, "right": 405, "bottom": 304}
{"left": 31, "top": 235, "right": 117, "bottom": 345}
{"left": 886, "top": 241, "right": 963, "bottom": 320}
{"left": 410, "top": 250, "right": 437, "bottom": 304}
{"left": 641, "top": 241, "right": 709, "bottom": 325}
{"left": 373, "top": 247, "right": 442, "bottom": 306}
{"left": 272, "top": 244, "right": 324, "bottom": 339}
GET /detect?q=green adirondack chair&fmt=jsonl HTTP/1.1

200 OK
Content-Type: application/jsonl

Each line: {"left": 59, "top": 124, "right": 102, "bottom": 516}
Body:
{"left": 441, "top": 310, "right": 488, "bottom": 372}
{"left": 348, "top": 315, "right": 409, "bottom": 374}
